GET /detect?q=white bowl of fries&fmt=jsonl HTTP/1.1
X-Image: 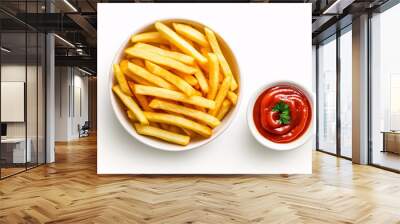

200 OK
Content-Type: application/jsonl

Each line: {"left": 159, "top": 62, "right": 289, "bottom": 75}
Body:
{"left": 110, "top": 19, "right": 241, "bottom": 151}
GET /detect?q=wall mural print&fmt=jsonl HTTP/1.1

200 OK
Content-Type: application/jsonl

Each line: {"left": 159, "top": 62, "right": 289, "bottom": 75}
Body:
{"left": 97, "top": 3, "right": 313, "bottom": 174}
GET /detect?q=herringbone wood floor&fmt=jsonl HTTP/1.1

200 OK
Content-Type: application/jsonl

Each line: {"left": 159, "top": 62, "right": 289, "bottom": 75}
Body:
{"left": 1, "top": 135, "right": 400, "bottom": 224}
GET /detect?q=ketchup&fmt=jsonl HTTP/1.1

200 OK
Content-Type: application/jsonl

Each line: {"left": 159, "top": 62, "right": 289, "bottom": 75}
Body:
{"left": 253, "top": 85, "right": 312, "bottom": 143}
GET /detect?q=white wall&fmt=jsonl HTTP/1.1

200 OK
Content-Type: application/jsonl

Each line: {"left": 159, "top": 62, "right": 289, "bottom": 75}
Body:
{"left": 54, "top": 67, "right": 89, "bottom": 141}
{"left": 55, "top": 67, "right": 70, "bottom": 141}
{"left": 70, "top": 73, "right": 89, "bottom": 139}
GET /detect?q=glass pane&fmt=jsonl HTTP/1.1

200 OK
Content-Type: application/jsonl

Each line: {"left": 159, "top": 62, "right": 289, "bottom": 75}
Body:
{"left": 340, "top": 29, "right": 352, "bottom": 158}
{"left": 371, "top": 4, "right": 400, "bottom": 171}
{"left": 38, "top": 32, "right": 46, "bottom": 165}
{"left": 1, "top": 30, "right": 27, "bottom": 177}
{"left": 318, "top": 37, "right": 337, "bottom": 154}
{"left": 27, "top": 31, "right": 38, "bottom": 169}
{"left": 0, "top": 1, "right": 46, "bottom": 178}
{"left": 26, "top": 0, "right": 38, "bottom": 169}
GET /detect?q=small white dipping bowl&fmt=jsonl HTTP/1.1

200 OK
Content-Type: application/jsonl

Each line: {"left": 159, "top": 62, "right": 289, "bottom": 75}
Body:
{"left": 247, "top": 81, "right": 314, "bottom": 151}
{"left": 109, "top": 19, "right": 241, "bottom": 152}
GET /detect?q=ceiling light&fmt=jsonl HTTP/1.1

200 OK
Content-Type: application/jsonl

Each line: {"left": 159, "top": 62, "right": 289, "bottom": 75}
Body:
{"left": 76, "top": 48, "right": 87, "bottom": 56}
{"left": 63, "top": 0, "right": 78, "bottom": 12}
{"left": 77, "top": 67, "right": 93, "bottom": 76}
{"left": 54, "top": 34, "right": 75, "bottom": 48}
{"left": 1, "top": 47, "right": 11, "bottom": 53}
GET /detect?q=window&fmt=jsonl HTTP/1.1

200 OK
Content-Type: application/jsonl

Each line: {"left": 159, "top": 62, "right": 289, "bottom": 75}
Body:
{"left": 390, "top": 75, "right": 400, "bottom": 130}
{"left": 316, "top": 26, "right": 353, "bottom": 159}
{"left": 0, "top": 1, "right": 47, "bottom": 179}
{"left": 370, "top": 3, "right": 400, "bottom": 171}
{"left": 317, "top": 36, "right": 337, "bottom": 154}
{"left": 339, "top": 28, "right": 352, "bottom": 158}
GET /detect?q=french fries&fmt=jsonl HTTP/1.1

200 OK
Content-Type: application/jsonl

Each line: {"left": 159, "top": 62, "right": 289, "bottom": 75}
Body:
{"left": 112, "top": 85, "right": 148, "bottom": 125}
{"left": 194, "top": 66, "right": 209, "bottom": 94}
{"left": 112, "top": 21, "right": 240, "bottom": 146}
{"left": 149, "top": 99, "right": 220, "bottom": 128}
{"left": 155, "top": 22, "right": 208, "bottom": 65}
{"left": 131, "top": 32, "right": 169, "bottom": 44}
{"left": 204, "top": 27, "right": 238, "bottom": 91}
{"left": 173, "top": 23, "right": 209, "bottom": 48}
{"left": 168, "top": 125, "right": 183, "bottom": 134}
{"left": 127, "top": 61, "right": 177, "bottom": 90}
{"left": 134, "top": 124, "right": 190, "bottom": 146}
{"left": 227, "top": 91, "right": 238, "bottom": 105}
{"left": 207, "top": 53, "right": 219, "bottom": 100}
{"left": 135, "top": 43, "right": 195, "bottom": 65}
{"left": 125, "top": 46, "right": 197, "bottom": 75}
{"left": 127, "top": 82, "right": 152, "bottom": 111}
{"left": 127, "top": 110, "right": 137, "bottom": 122}
{"left": 120, "top": 60, "right": 154, "bottom": 86}
{"left": 134, "top": 84, "right": 215, "bottom": 109}
{"left": 143, "top": 112, "right": 212, "bottom": 137}
{"left": 173, "top": 70, "right": 198, "bottom": 86}
{"left": 209, "top": 76, "right": 231, "bottom": 116}
{"left": 217, "top": 99, "right": 232, "bottom": 120}
{"left": 181, "top": 128, "right": 195, "bottom": 137}
{"left": 131, "top": 58, "right": 145, "bottom": 67}
{"left": 145, "top": 61, "right": 197, "bottom": 96}
{"left": 113, "top": 64, "right": 131, "bottom": 96}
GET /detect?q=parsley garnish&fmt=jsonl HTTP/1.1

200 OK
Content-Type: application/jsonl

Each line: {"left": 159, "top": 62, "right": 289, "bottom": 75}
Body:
{"left": 272, "top": 101, "right": 291, "bottom": 124}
